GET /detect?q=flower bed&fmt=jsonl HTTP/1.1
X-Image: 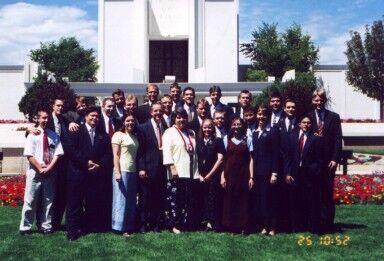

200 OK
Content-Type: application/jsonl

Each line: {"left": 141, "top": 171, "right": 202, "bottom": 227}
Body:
{"left": 1, "top": 175, "right": 383, "bottom": 206}
{"left": 0, "top": 176, "right": 25, "bottom": 207}
{"left": 334, "top": 175, "right": 384, "bottom": 205}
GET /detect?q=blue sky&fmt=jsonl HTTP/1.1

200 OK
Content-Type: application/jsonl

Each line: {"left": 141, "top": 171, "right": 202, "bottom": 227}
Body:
{"left": 0, "top": 0, "right": 382, "bottom": 65}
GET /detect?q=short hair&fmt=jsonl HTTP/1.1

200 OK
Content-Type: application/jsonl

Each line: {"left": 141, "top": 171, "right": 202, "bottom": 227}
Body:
{"left": 37, "top": 109, "right": 50, "bottom": 118}
{"left": 312, "top": 88, "right": 327, "bottom": 102}
{"left": 196, "top": 98, "right": 209, "bottom": 108}
{"left": 51, "top": 98, "right": 64, "bottom": 106}
{"left": 102, "top": 97, "right": 115, "bottom": 107}
{"left": 213, "top": 109, "right": 226, "bottom": 118}
{"left": 298, "top": 115, "right": 312, "bottom": 123}
{"left": 284, "top": 98, "right": 296, "bottom": 107}
{"left": 238, "top": 89, "right": 252, "bottom": 100}
{"left": 125, "top": 95, "right": 138, "bottom": 104}
{"left": 243, "top": 106, "right": 256, "bottom": 114}
{"left": 84, "top": 106, "right": 100, "bottom": 116}
{"left": 269, "top": 91, "right": 282, "bottom": 101}
{"left": 169, "top": 82, "right": 181, "bottom": 90}
{"left": 112, "top": 89, "right": 125, "bottom": 97}
{"left": 171, "top": 107, "right": 188, "bottom": 125}
{"left": 209, "top": 85, "right": 222, "bottom": 95}
{"left": 161, "top": 94, "right": 172, "bottom": 100}
{"left": 75, "top": 96, "right": 86, "bottom": 105}
{"left": 146, "top": 83, "right": 159, "bottom": 93}
{"left": 151, "top": 101, "right": 163, "bottom": 112}
{"left": 183, "top": 86, "right": 195, "bottom": 96}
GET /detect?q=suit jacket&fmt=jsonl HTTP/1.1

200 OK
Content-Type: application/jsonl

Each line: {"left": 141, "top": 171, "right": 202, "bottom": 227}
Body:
{"left": 66, "top": 124, "right": 112, "bottom": 175}
{"left": 275, "top": 117, "right": 298, "bottom": 176}
{"left": 97, "top": 114, "right": 122, "bottom": 136}
{"left": 46, "top": 113, "right": 70, "bottom": 153}
{"left": 187, "top": 116, "right": 203, "bottom": 134}
{"left": 137, "top": 119, "right": 168, "bottom": 178}
{"left": 251, "top": 126, "right": 279, "bottom": 176}
{"left": 207, "top": 102, "right": 234, "bottom": 120}
{"left": 112, "top": 107, "right": 126, "bottom": 121}
{"left": 308, "top": 109, "right": 342, "bottom": 163}
{"left": 286, "top": 130, "right": 323, "bottom": 179}
{"left": 137, "top": 104, "right": 152, "bottom": 124}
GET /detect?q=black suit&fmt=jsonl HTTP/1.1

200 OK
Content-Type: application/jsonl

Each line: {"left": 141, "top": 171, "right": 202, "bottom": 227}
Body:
{"left": 137, "top": 120, "right": 168, "bottom": 230}
{"left": 285, "top": 130, "right": 323, "bottom": 233}
{"left": 65, "top": 124, "right": 113, "bottom": 236}
{"left": 137, "top": 104, "right": 152, "bottom": 124}
{"left": 207, "top": 102, "right": 234, "bottom": 120}
{"left": 46, "top": 114, "right": 69, "bottom": 230}
{"left": 308, "top": 109, "right": 342, "bottom": 229}
{"left": 97, "top": 113, "right": 122, "bottom": 137}
{"left": 187, "top": 116, "right": 204, "bottom": 134}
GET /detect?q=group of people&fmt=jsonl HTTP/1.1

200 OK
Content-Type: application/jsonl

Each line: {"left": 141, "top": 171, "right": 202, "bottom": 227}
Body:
{"left": 19, "top": 82, "right": 342, "bottom": 241}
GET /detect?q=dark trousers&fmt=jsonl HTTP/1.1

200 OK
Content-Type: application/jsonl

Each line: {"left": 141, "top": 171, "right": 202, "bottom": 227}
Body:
{"left": 320, "top": 167, "right": 336, "bottom": 229}
{"left": 138, "top": 166, "right": 167, "bottom": 230}
{"left": 52, "top": 158, "right": 67, "bottom": 230}
{"left": 287, "top": 169, "right": 321, "bottom": 234}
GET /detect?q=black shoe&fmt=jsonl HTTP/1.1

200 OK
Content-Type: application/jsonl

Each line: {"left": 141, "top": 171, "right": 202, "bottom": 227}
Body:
{"left": 67, "top": 233, "right": 80, "bottom": 241}
{"left": 42, "top": 229, "right": 53, "bottom": 235}
{"left": 19, "top": 230, "right": 32, "bottom": 236}
{"left": 139, "top": 225, "right": 147, "bottom": 233}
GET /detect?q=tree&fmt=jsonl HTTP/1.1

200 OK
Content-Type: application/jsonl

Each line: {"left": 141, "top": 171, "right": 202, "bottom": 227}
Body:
{"left": 245, "top": 69, "right": 268, "bottom": 82}
{"left": 241, "top": 23, "right": 319, "bottom": 80}
{"left": 19, "top": 37, "right": 98, "bottom": 120}
{"left": 252, "top": 72, "right": 317, "bottom": 119}
{"left": 30, "top": 37, "right": 99, "bottom": 82}
{"left": 345, "top": 19, "right": 384, "bottom": 119}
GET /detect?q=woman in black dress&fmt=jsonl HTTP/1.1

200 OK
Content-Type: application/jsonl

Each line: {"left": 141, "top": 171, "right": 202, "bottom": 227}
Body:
{"left": 220, "top": 117, "right": 254, "bottom": 233}
{"left": 251, "top": 105, "right": 279, "bottom": 236}
{"left": 196, "top": 119, "right": 225, "bottom": 231}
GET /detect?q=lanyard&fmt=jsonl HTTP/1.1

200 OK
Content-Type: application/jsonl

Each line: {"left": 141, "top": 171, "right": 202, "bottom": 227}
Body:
{"left": 174, "top": 126, "right": 194, "bottom": 153}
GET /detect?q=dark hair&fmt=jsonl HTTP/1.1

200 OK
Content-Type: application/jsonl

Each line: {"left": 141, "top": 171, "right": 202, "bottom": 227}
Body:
{"left": 256, "top": 104, "right": 271, "bottom": 121}
{"left": 284, "top": 98, "right": 296, "bottom": 107}
{"left": 118, "top": 112, "right": 137, "bottom": 134}
{"left": 75, "top": 96, "right": 87, "bottom": 105}
{"left": 198, "top": 118, "right": 215, "bottom": 140}
{"left": 84, "top": 106, "right": 100, "bottom": 116}
{"left": 171, "top": 107, "right": 188, "bottom": 126}
{"left": 183, "top": 86, "right": 195, "bottom": 96}
{"left": 213, "top": 109, "right": 226, "bottom": 118}
{"left": 161, "top": 94, "right": 172, "bottom": 100}
{"left": 209, "top": 85, "right": 222, "bottom": 95}
{"left": 269, "top": 91, "right": 282, "bottom": 101}
{"left": 112, "top": 89, "right": 125, "bottom": 98}
{"left": 238, "top": 89, "right": 252, "bottom": 100}
{"left": 36, "top": 109, "right": 50, "bottom": 118}
{"left": 228, "top": 116, "right": 246, "bottom": 139}
{"left": 243, "top": 106, "right": 256, "bottom": 114}
{"left": 102, "top": 97, "right": 115, "bottom": 107}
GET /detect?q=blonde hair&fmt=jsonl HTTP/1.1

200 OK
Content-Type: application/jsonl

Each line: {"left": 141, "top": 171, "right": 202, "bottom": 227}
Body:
{"left": 312, "top": 89, "right": 327, "bottom": 102}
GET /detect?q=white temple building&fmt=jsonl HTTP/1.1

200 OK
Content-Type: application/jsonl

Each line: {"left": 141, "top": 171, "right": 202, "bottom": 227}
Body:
{"left": 97, "top": 0, "right": 239, "bottom": 84}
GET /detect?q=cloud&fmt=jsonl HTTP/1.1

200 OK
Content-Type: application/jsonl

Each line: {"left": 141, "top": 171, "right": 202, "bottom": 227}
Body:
{"left": 0, "top": 2, "right": 97, "bottom": 65}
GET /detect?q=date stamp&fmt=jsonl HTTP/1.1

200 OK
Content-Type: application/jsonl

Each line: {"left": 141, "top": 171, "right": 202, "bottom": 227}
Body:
{"left": 297, "top": 235, "right": 351, "bottom": 246}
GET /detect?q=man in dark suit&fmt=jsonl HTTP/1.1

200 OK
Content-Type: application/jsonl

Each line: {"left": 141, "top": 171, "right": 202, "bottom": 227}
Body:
{"left": 137, "top": 84, "right": 159, "bottom": 124}
{"left": 161, "top": 95, "right": 173, "bottom": 128}
{"left": 207, "top": 86, "right": 234, "bottom": 121}
{"left": 65, "top": 106, "right": 113, "bottom": 241}
{"left": 98, "top": 97, "right": 122, "bottom": 139}
{"left": 180, "top": 86, "right": 197, "bottom": 122}
{"left": 137, "top": 102, "right": 168, "bottom": 232}
{"left": 188, "top": 98, "right": 209, "bottom": 134}
{"left": 308, "top": 89, "right": 342, "bottom": 232}
{"left": 169, "top": 82, "right": 183, "bottom": 112}
{"left": 234, "top": 90, "right": 252, "bottom": 119}
{"left": 284, "top": 116, "right": 323, "bottom": 234}
{"left": 269, "top": 91, "right": 285, "bottom": 128}
{"left": 112, "top": 89, "right": 126, "bottom": 120}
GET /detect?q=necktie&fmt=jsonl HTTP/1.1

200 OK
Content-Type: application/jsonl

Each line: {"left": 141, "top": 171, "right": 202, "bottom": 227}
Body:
{"left": 90, "top": 128, "right": 95, "bottom": 146}
{"left": 272, "top": 114, "right": 277, "bottom": 126}
{"left": 288, "top": 119, "right": 293, "bottom": 133}
{"left": 299, "top": 132, "right": 305, "bottom": 157}
{"left": 156, "top": 123, "right": 162, "bottom": 149}
{"left": 318, "top": 119, "right": 324, "bottom": 136}
{"left": 188, "top": 108, "right": 193, "bottom": 122}
{"left": 43, "top": 130, "right": 50, "bottom": 164}
{"left": 108, "top": 118, "right": 114, "bottom": 139}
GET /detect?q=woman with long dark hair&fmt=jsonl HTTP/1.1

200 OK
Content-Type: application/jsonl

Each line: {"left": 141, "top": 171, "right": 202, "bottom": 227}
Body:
{"left": 221, "top": 117, "right": 254, "bottom": 233}
{"left": 111, "top": 112, "right": 139, "bottom": 236}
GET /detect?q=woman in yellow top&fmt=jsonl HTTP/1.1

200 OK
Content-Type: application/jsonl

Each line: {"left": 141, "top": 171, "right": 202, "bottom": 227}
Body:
{"left": 111, "top": 112, "right": 139, "bottom": 236}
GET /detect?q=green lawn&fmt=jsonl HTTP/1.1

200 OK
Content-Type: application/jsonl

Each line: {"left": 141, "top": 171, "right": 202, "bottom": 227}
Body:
{"left": 0, "top": 205, "right": 383, "bottom": 260}
{"left": 352, "top": 148, "right": 384, "bottom": 155}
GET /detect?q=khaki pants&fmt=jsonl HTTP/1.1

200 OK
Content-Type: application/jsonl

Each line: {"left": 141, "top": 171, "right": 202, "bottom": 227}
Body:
{"left": 19, "top": 169, "right": 56, "bottom": 231}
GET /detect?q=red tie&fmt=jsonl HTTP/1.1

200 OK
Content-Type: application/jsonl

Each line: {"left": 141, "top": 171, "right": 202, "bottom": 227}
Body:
{"left": 156, "top": 123, "right": 162, "bottom": 149}
{"left": 108, "top": 118, "right": 114, "bottom": 139}
{"left": 318, "top": 120, "right": 324, "bottom": 136}
{"left": 43, "top": 130, "right": 50, "bottom": 164}
{"left": 299, "top": 132, "right": 305, "bottom": 156}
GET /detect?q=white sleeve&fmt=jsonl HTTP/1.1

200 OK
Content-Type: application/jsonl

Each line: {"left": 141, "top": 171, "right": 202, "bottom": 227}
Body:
{"left": 223, "top": 136, "right": 228, "bottom": 151}
{"left": 162, "top": 128, "right": 174, "bottom": 165}
{"left": 54, "top": 140, "right": 64, "bottom": 156}
{"left": 247, "top": 136, "right": 253, "bottom": 152}
{"left": 23, "top": 134, "right": 35, "bottom": 156}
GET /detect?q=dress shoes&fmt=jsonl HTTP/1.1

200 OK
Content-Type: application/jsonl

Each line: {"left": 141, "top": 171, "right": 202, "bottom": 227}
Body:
{"left": 42, "top": 229, "right": 53, "bottom": 235}
{"left": 67, "top": 232, "right": 80, "bottom": 241}
{"left": 19, "top": 230, "right": 32, "bottom": 236}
